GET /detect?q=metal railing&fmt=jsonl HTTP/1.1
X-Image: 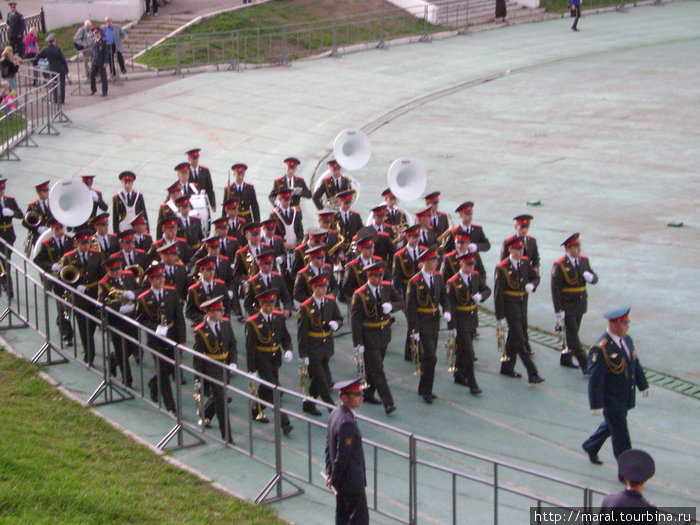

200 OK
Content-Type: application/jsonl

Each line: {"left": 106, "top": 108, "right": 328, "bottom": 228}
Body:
{"left": 0, "top": 9, "right": 46, "bottom": 48}
{"left": 0, "top": 238, "right": 695, "bottom": 524}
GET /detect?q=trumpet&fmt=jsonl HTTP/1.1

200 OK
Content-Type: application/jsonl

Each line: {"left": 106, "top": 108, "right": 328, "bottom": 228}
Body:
{"left": 410, "top": 330, "right": 422, "bottom": 375}
{"left": 299, "top": 360, "right": 310, "bottom": 396}
{"left": 445, "top": 331, "right": 457, "bottom": 372}
{"left": 59, "top": 264, "right": 81, "bottom": 284}
{"left": 496, "top": 322, "right": 509, "bottom": 362}
{"left": 249, "top": 380, "right": 266, "bottom": 421}
{"left": 354, "top": 347, "right": 368, "bottom": 389}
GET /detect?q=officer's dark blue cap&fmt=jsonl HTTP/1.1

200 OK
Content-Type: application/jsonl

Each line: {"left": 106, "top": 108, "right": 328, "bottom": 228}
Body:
{"left": 334, "top": 378, "right": 363, "bottom": 393}
{"left": 603, "top": 307, "right": 630, "bottom": 321}
{"left": 618, "top": 449, "right": 655, "bottom": 483}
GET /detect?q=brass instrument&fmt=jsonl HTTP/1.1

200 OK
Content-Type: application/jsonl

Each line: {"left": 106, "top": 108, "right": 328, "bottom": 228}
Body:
{"left": 0, "top": 257, "right": 6, "bottom": 279}
{"left": 88, "top": 235, "right": 101, "bottom": 252}
{"left": 445, "top": 332, "right": 457, "bottom": 372}
{"left": 496, "top": 323, "right": 509, "bottom": 362}
{"left": 193, "top": 378, "right": 205, "bottom": 423}
{"left": 555, "top": 318, "right": 567, "bottom": 354}
{"left": 299, "top": 361, "right": 310, "bottom": 396}
{"left": 391, "top": 214, "right": 410, "bottom": 249}
{"left": 59, "top": 264, "right": 81, "bottom": 285}
{"left": 106, "top": 287, "right": 136, "bottom": 306}
{"left": 24, "top": 209, "right": 42, "bottom": 228}
{"left": 249, "top": 380, "right": 266, "bottom": 421}
{"left": 354, "top": 347, "right": 368, "bottom": 389}
{"left": 124, "top": 264, "right": 145, "bottom": 285}
{"left": 410, "top": 329, "right": 422, "bottom": 375}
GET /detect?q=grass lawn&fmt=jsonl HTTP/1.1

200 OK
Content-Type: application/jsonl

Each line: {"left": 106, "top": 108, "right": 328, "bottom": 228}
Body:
{"left": 540, "top": 0, "right": 632, "bottom": 12}
{"left": 0, "top": 348, "right": 286, "bottom": 524}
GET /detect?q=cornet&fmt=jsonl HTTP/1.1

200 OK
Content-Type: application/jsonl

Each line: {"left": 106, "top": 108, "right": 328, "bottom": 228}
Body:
{"left": 496, "top": 323, "right": 509, "bottom": 362}
{"left": 299, "top": 360, "right": 310, "bottom": 396}
{"left": 445, "top": 332, "right": 457, "bottom": 372}
{"left": 354, "top": 347, "right": 368, "bottom": 389}
{"left": 410, "top": 330, "right": 422, "bottom": 375}
{"left": 249, "top": 380, "right": 266, "bottom": 421}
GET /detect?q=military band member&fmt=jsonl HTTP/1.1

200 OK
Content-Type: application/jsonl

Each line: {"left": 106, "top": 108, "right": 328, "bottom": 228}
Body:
{"left": 80, "top": 175, "right": 109, "bottom": 227}
{"left": 186, "top": 148, "right": 216, "bottom": 212}
{"left": 233, "top": 222, "right": 265, "bottom": 286}
{"left": 211, "top": 216, "right": 240, "bottom": 261}
{"left": 351, "top": 261, "right": 402, "bottom": 415}
{"left": 341, "top": 233, "right": 381, "bottom": 303}
{"left": 500, "top": 215, "right": 540, "bottom": 275}
{"left": 325, "top": 378, "right": 369, "bottom": 525}
{"left": 98, "top": 257, "right": 139, "bottom": 387}
{"left": 115, "top": 229, "right": 148, "bottom": 272}
{"left": 0, "top": 178, "right": 23, "bottom": 295}
{"left": 447, "top": 252, "right": 491, "bottom": 395}
{"left": 272, "top": 188, "right": 304, "bottom": 247}
{"left": 245, "top": 288, "right": 294, "bottom": 434}
{"left": 406, "top": 247, "right": 450, "bottom": 404}
{"left": 175, "top": 195, "right": 203, "bottom": 252}
{"left": 193, "top": 296, "right": 237, "bottom": 443}
{"left": 148, "top": 216, "right": 191, "bottom": 267}
{"left": 174, "top": 162, "right": 199, "bottom": 197}
{"left": 441, "top": 201, "right": 490, "bottom": 256}
{"left": 222, "top": 197, "right": 247, "bottom": 245}
{"left": 293, "top": 244, "right": 339, "bottom": 304}
{"left": 424, "top": 192, "right": 450, "bottom": 238}
{"left": 186, "top": 256, "right": 230, "bottom": 327}
{"left": 136, "top": 264, "right": 180, "bottom": 413}
{"left": 34, "top": 219, "right": 75, "bottom": 346}
{"left": 223, "top": 163, "right": 259, "bottom": 223}
{"left": 290, "top": 227, "right": 327, "bottom": 277}
{"left": 298, "top": 274, "right": 343, "bottom": 416}
{"left": 330, "top": 190, "right": 363, "bottom": 269}
{"left": 243, "top": 249, "right": 291, "bottom": 317}
{"left": 22, "top": 180, "right": 54, "bottom": 254}
{"left": 382, "top": 188, "right": 409, "bottom": 228}
{"left": 112, "top": 171, "right": 148, "bottom": 234}
{"left": 315, "top": 210, "right": 342, "bottom": 265}
{"left": 260, "top": 217, "right": 285, "bottom": 265}
{"left": 552, "top": 232, "right": 598, "bottom": 373}
{"left": 494, "top": 237, "right": 544, "bottom": 384}
{"left": 415, "top": 207, "right": 438, "bottom": 248}
{"left": 393, "top": 224, "right": 424, "bottom": 361}
{"left": 312, "top": 159, "right": 352, "bottom": 210}
{"left": 441, "top": 230, "right": 487, "bottom": 283}
{"left": 201, "top": 235, "right": 235, "bottom": 294}
{"left": 268, "top": 156, "right": 312, "bottom": 210}
{"left": 91, "top": 213, "right": 120, "bottom": 257}
{"left": 357, "top": 204, "right": 395, "bottom": 274}
{"left": 156, "top": 182, "right": 182, "bottom": 239}
{"left": 158, "top": 243, "right": 189, "bottom": 344}
{"left": 131, "top": 213, "right": 152, "bottom": 252}
{"left": 582, "top": 307, "right": 649, "bottom": 464}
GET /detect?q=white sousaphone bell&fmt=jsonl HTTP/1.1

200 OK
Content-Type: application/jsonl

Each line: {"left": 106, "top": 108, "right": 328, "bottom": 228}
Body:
{"left": 387, "top": 157, "right": 427, "bottom": 202}
{"left": 333, "top": 128, "right": 371, "bottom": 171}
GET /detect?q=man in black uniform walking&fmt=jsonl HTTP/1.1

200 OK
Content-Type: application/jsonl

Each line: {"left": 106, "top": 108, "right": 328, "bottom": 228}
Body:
{"left": 186, "top": 148, "right": 216, "bottom": 213}
{"left": 0, "top": 178, "right": 23, "bottom": 297}
{"left": 89, "top": 27, "right": 109, "bottom": 96}
{"left": 223, "top": 163, "right": 259, "bottom": 223}
{"left": 325, "top": 378, "right": 369, "bottom": 525}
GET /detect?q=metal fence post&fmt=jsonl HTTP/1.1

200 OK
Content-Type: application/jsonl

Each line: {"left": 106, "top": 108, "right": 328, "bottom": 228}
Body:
{"left": 409, "top": 434, "right": 417, "bottom": 525}
{"left": 330, "top": 17, "right": 339, "bottom": 57}
{"left": 175, "top": 35, "right": 181, "bottom": 75}
{"left": 493, "top": 463, "right": 499, "bottom": 525}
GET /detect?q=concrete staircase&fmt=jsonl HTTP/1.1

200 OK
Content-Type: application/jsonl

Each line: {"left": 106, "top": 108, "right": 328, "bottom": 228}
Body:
{"left": 122, "top": 13, "right": 194, "bottom": 67}
{"left": 431, "top": 0, "right": 548, "bottom": 27}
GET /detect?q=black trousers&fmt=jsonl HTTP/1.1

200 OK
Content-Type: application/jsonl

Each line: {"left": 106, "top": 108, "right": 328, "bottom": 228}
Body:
{"left": 51, "top": 72, "right": 66, "bottom": 104}
{"left": 336, "top": 490, "right": 369, "bottom": 525}
{"left": 202, "top": 372, "right": 231, "bottom": 440}
{"left": 255, "top": 351, "right": 290, "bottom": 427}
{"left": 75, "top": 309, "right": 97, "bottom": 365}
{"left": 500, "top": 313, "right": 539, "bottom": 378}
{"left": 362, "top": 341, "right": 394, "bottom": 408}
{"left": 90, "top": 65, "right": 108, "bottom": 95}
{"left": 109, "top": 319, "right": 138, "bottom": 385}
{"left": 560, "top": 311, "right": 586, "bottom": 369}
{"left": 108, "top": 44, "right": 126, "bottom": 75}
{"left": 417, "top": 329, "right": 439, "bottom": 396}
{"left": 147, "top": 0, "right": 158, "bottom": 14}
{"left": 571, "top": 4, "right": 581, "bottom": 28}
{"left": 454, "top": 327, "right": 478, "bottom": 387}
{"left": 308, "top": 352, "right": 334, "bottom": 404}
{"left": 582, "top": 408, "right": 631, "bottom": 459}
{"left": 148, "top": 341, "right": 176, "bottom": 412}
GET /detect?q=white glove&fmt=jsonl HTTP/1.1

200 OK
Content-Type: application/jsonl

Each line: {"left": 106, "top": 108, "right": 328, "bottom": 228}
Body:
{"left": 583, "top": 271, "right": 594, "bottom": 283}
{"left": 328, "top": 320, "right": 339, "bottom": 331}
{"left": 275, "top": 255, "right": 284, "bottom": 266}
{"left": 411, "top": 332, "right": 420, "bottom": 342}
{"left": 525, "top": 283, "right": 535, "bottom": 293}
{"left": 229, "top": 362, "right": 238, "bottom": 371}
{"left": 51, "top": 262, "right": 60, "bottom": 272}
{"left": 355, "top": 345, "right": 365, "bottom": 354}
{"left": 555, "top": 311, "right": 565, "bottom": 321}
{"left": 119, "top": 304, "right": 135, "bottom": 314}
{"left": 496, "top": 318, "right": 505, "bottom": 329}
{"left": 122, "top": 290, "right": 135, "bottom": 301}
{"left": 292, "top": 187, "right": 302, "bottom": 196}
{"left": 283, "top": 350, "right": 293, "bottom": 363}
{"left": 381, "top": 302, "right": 392, "bottom": 315}
{"left": 467, "top": 243, "right": 478, "bottom": 253}
{"left": 37, "top": 226, "right": 49, "bottom": 234}
{"left": 591, "top": 408, "right": 603, "bottom": 416}
{"left": 333, "top": 263, "right": 343, "bottom": 272}
{"left": 230, "top": 262, "right": 236, "bottom": 270}
{"left": 77, "top": 285, "right": 87, "bottom": 293}
{"left": 450, "top": 329, "right": 457, "bottom": 338}
{"left": 2, "top": 208, "right": 13, "bottom": 217}
{"left": 443, "top": 311, "right": 452, "bottom": 323}
{"left": 227, "top": 290, "right": 234, "bottom": 300}
{"left": 472, "top": 293, "right": 483, "bottom": 304}
{"left": 155, "top": 324, "right": 168, "bottom": 336}
{"left": 91, "top": 190, "right": 99, "bottom": 202}
{"left": 642, "top": 388, "right": 650, "bottom": 398}
{"left": 301, "top": 357, "right": 310, "bottom": 366}
{"left": 250, "top": 370, "right": 260, "bottom": 379}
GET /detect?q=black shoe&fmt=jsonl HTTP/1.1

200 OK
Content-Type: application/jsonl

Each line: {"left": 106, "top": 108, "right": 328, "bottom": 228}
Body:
{"left": 363, "top": 395, "right": 381, "bottom": 405}
{"left": 473, "top": 355, "right": 479, "bottom": 361}
{"left": 303, "top": 403, "right": 322, "bottom": 417}
{"left": 470, "top": 387, "right": 482, "bottom": 395}
{"left": 64, "top": 338, "right": 73, "bottom": 347}
{"left": 422, "top": 394, "right": 433, "bottom": 404}
{"left": 572, "top": 27, "right": 579, "bottom": 31}
{"left": 149, "top": 385, "right": 158, "bottom": 402}
{"left": 582, "top": 445, "right": 603, "bottom": 465}
{"left": 500, "top": 371, "right": 522, "bottom": 378}
{"left": 108, "top": 353, "right": 117, "bottom": 377}
{"left": 560, "top": 361, "right": 579, "bottom": 369}
{"left": 528, "top": 375, "right": 545, "bottom": 384}
{"left": 254, "top": 415, "right": 269, "bottom": 424}
{"left": 385, "top": 404, "right": 396, "bottom": 415}
{"left": 430, "top": 394, "right": 438, "bottom": 400}
{"left": 282, "top": 424, "right": 293, "bottom": 436}
{"left": 236, "top": 313, "right": 245, "bottom": 323}
{"left": 580, "top": 366, "right": 588, "bottom": 376}
{"left": 198, "top": 418, "right": 212, "bottom": 428}
{"left": 180, "top": 377, "right": 187, "bottom": 385}
{"left": 454, "top": 378, "right": 469, "bottom": 387}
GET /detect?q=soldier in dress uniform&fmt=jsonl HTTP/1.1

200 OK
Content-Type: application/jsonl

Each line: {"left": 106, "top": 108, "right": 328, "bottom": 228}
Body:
{"left": 91, "top": 213, "right": 120, "bottom": 256}
{"left": 382, "top": 188, "right": 409, "bottom": 229}
{"left": 312, "top": 159, "right": 352, "bottom": 210}
{"left": 232, "top": 222, "right": 265, "bottom": 286}
{"left": 415, "top": 206, "right": 438, "bottom": 248}
{"left": 289, "top": 227, "right": 327, "bottom": 278}
{"left": 222, "top": 197, "right": 247, "bottom": 244}
{"left": 424, "top": 192, "right": 450, "bottom": 238}
{"left": 34, "top": 219, "right": 74, "bottom": 346}
{"left": 174, "top": 162, "right": 199, "bottom": 197}
{"left": 98, "top": 257, "right": 139, "bottom": 387}
{"left": 315, "top": 210, "right": 342, "bottom": 263}
{"left": 331, "top": 190, "right": 363, "bottom": 247}
{"left": 136, "top": 263, "right": 181, "bottom": 413}
{"left": 114, "top": 228, "right": 148, "bottom": 272}
{"left": 22, "top": 180, "right": 53, "bottom": 255}
{"left": 193, "top": 296, "right": 237, "bottom": 443}
{"left": 201, "top": 235, "right": 236, "bottom": 298}
{"left": 260, "top": 217, "right": 285, "bottom": 266}
{"left": 223, "top": 163, "right": 259, "bottom": 223}
{"left": 341, "top": 233, "right": 381, "bottom": 303}
{"left": 600, "top": 449, "right": 656, "bottom": 517}
{"left": 210, "top": 216, "right": 240, "bottom": 261}
{"left": 268, "top": 156, "right": 312, "bottom": 212}
{"left": 0, "top": 178, "right": 23, "bottom": 296}
{"left": 499, "top": 215, "right": 540, "bottom": 275}
{"left": 582, "top": 307, "right": 649, "bottom": 465}
{"left": 551, "top": 232, "right": 598, "bottom": 373}
{"left": 60, "top": 228, "right": 105, "bottom": 365}
{"left": 441, "top": 201, "right": 490, "bottom": 256}
{"left": 186, "top": 148, "right": 216, "bottom": 212}
{"left": 351, "top": 261, "right": 402, "bottom": 415}
{"left": 148, "top": 216, "right": 191, "bottom": 267}
{"left": 158, "top": 243, "right": 189, "bottom": 344}
{"left": 446, "top": 252, "right": 491, "bottom": 395}
{"left": 112, "top": 171, "right": 148, "bottom": 234}
{"left": 441, "top": 230, "right": 487, "bottom": 283}
{"left": 245, "top": 288, "right": 294, "bottom": 434}
{"left": 494, "top": 237, "right": 544, "bottom": 384}
{"left": 357, "top": 204, "right": 395, "bottom": 275}
{"left": 175, "top": 195, "right": 203, "bottom": 253}
{"left": 406, "top": 246, "right": 451, "bottom": 404}
{"left": 271, "top": 188, "right": 304, "bottom": 246}
{"left": 293, "top": 244, "right": 338, "bottom": 304}
{"left": 392, "top": 224, "right": 424, "bottom": 361}
{"left": 186, "top": 256, "right": 230, "bottom": 327}
{"left": 156, "top": 182, "right": 182, "bottom": 239}
{"left": 325, "top": 378, "right": 369, "bottom": 525}
{"left": 131, "top": 213, "right": 152, "bottom": 253}
{"left": 243, "top": 248, "right": 292, "bottom": 317}
{"left": 297, "top": 273, "right": 343, "bottom": 415}
{"left": 80, "top": 175, "right": 109, "bottom": 227}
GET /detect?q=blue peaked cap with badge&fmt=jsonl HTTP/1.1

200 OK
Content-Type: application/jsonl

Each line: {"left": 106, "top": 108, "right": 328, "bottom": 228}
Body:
{"left": 603, "top": 307, "right": 631, "bottom": 321}
{"left": 618, "top": 449, "right": 655, "bottom": 482}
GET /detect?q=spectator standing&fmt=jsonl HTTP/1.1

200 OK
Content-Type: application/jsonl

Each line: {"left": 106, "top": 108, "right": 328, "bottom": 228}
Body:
{"left": 146, "top": 0, "right": 158, "bottom": 17}
{"left": 101, "top": 17, "right": 127, "bottom": 77}
{"left": 33, "top": 34, "right": 68, "bottom": 104}
{"left": 23, "top": 26, "right": 38, "bottom": 86}
{"left": 0, "top": 47, "right": 20, "bottom": 91}
{"left": 73, "top": 20, "right": 94, "bottom": 51}
{"left": 6, "top": 2, "right": 25, "bottom": 56}
{"left": 89, "top": 27, "right": 109, "bottom": 96}
{"left": 0, "top": 80, "right": 17, "bottom": 115}
{"left": 570, "top": 0, "right": 581, "bottom": 31}
{"left": 495, "top": 0, "right": 507, "bottom": 23}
